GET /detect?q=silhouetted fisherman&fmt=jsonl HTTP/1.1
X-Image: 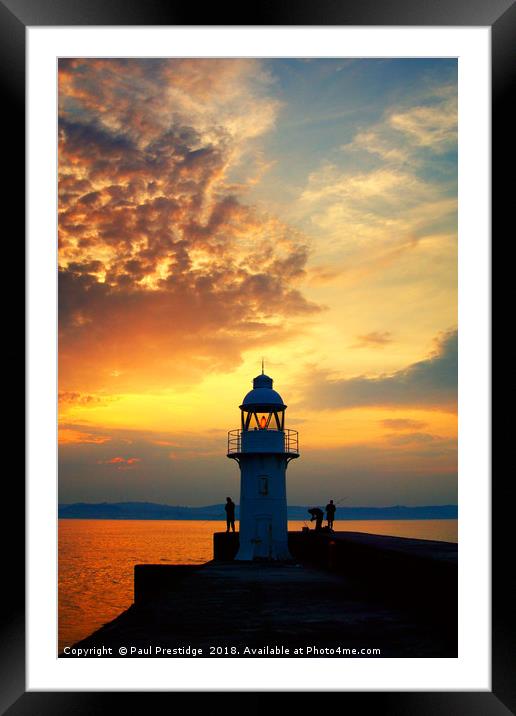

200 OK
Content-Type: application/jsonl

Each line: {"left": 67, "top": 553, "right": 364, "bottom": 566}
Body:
{"left": 308, "top": 507, "right": 324, "bottom": 531}
{"left": 225, "top": 497, "right": 236, "bottom": 533}
{"left": 326, "top": 500, "right": 336, "bottom": 530}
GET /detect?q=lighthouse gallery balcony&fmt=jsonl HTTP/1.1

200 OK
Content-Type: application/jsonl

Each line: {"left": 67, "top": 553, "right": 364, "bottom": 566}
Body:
{"left": 227, "top": 428, "right": 299, "bottom": 457}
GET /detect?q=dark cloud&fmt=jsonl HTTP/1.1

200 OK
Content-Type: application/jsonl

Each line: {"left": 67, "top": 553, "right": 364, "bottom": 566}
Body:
{"left": 384, "top": 432, "right": 452, "bottom": 447}
{"left": 58, "top": 391, "right": 108, "bottom": 406}
{"left": 351, "top": 331, "right": 393, "bottom": 348}
{"left": 97, "top": 456, "right": 142, "bottom": 470}
{"left": 381, "top": 418, "right": 428, "bottom": 430}
{"left": 304, "top": 329, "right": 457, "bottom": 411}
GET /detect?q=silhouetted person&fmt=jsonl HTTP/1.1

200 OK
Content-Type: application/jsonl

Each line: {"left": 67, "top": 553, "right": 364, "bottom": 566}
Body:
{"left": 308, "top": 507, "right": 324, "bottom": 531}
{"left": 326, "top": 500, "right": 336, "bottom": 529}
{"left": 225, "top": 497, "right": 236, "bottom": 532}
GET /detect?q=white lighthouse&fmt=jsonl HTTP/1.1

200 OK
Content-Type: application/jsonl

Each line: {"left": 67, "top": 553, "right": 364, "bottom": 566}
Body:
{"left": 227, "top": 367, "right": 299, "bottom": 561}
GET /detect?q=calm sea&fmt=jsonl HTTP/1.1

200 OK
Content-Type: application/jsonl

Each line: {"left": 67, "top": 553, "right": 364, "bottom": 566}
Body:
{"left": 58, "top": 518, "right": 458, "bottom": 652}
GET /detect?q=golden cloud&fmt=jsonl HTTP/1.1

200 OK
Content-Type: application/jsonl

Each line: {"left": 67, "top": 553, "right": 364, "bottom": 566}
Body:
{"left": 58, "top": 59, "right": 321, "bottom": 394}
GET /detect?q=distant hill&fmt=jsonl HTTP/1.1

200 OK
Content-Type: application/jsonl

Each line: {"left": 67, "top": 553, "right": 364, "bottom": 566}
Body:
{"left": 58, "top": 501, "right": 457, "bottom": 521}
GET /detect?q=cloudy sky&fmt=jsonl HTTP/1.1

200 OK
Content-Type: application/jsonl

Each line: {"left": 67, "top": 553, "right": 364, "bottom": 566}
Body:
{"left": 58, "top": 58, "right": 457, "bottom": 506}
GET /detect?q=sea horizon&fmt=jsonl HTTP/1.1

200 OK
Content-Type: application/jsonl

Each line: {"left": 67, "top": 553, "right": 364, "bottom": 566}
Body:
{"left": 58, "top": 500, "right": 458, "bottom": 521}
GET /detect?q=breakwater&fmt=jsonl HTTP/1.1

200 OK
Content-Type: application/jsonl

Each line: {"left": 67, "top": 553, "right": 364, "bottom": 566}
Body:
{"left": 62, "top": 530, "right": 457, "bottom": 658}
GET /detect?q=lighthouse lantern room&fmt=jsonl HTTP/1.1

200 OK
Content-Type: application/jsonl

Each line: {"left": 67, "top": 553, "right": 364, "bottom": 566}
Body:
{"left": 227, "top": 368, "right": 299, "bottom": 560}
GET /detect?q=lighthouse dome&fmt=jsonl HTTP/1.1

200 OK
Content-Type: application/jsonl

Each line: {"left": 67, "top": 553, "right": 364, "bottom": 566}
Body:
{"left": 240, "top": 373, "right": 286, "bottom": 409}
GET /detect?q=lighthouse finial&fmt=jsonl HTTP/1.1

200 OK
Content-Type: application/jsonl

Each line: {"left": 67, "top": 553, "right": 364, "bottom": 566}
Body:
{"left": 261, "top": 357, "right": 264, "bottom": 375}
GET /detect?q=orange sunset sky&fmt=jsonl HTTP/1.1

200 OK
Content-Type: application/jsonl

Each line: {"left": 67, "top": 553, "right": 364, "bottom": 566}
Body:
{"left": 58, "top": 58, "right": 457, "bottom": 506}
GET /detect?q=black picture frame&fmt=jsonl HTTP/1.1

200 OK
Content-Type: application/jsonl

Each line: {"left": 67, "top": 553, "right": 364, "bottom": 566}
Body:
{"left": 6, "top": 0, "right": 509, "bottom": 711}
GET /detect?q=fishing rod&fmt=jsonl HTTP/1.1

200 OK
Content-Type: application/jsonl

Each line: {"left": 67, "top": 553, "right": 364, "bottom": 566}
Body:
{"left": 333, "top": 496, "right": 350, "bottom": 510}
{"left": 303, "top": 496, "right": 349, "bottom": 514}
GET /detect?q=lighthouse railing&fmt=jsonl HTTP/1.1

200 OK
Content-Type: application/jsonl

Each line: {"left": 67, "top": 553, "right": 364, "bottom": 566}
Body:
{"left": 227, "top": 428, "right": 299, "bottom": 455}
{"left": 284, "top": 428, "right": 299, "bottom": 455}
{"left": 227, "top": 429, "right": 242, "bottom": 454}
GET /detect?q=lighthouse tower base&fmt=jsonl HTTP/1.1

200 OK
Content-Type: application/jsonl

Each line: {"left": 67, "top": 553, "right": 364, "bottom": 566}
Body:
{"left": 235, "top": 538, "right": 292, "bottom": 562}
{"left": 213, "top": 530, "right": 292, "bottom": 562}
{"left": 235, "top": 544, "right": 292, "bottom": 561}
{"left": 235, "top": 494, "right": 292, "bottom": 561}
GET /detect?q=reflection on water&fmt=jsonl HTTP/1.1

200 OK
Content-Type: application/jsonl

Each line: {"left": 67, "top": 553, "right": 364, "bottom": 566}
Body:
{"left": 58, "top": 518, "right": 457, "bottom": 652}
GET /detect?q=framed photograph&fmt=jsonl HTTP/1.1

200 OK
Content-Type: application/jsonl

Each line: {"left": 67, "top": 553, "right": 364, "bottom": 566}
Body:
{"left": 8, "top": 0, "right": 508, "bottom": 709}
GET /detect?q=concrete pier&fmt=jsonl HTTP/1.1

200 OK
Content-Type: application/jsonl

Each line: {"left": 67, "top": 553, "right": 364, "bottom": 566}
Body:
{"left": 213, "top": 530, "right": 457, "bottom": 614}
{"left": 62, "top": 530, "right": 457, "bottom": 658}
